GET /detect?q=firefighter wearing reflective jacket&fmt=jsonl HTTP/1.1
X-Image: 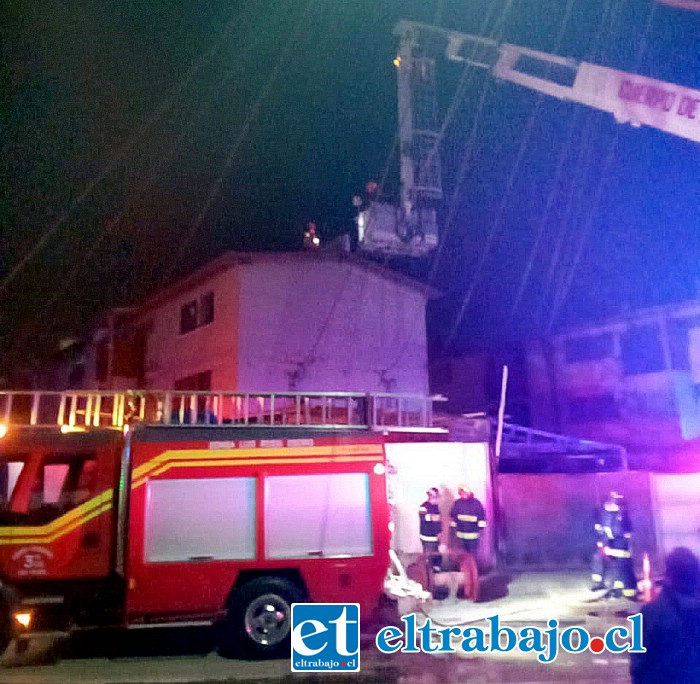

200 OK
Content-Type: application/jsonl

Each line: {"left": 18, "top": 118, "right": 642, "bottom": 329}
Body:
{"left": 419, "top": 487, "right": 442, "bottom": 572}
{"left": 450, "top": 485, "right": 486, "bottom": 601}
{"left": 591, "top": 491, "right": 637, "bottom": 599}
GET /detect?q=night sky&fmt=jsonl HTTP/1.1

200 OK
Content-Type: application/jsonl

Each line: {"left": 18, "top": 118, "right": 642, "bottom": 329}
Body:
{"left": 2, "top": 0, "right": 699, "bottom": 372}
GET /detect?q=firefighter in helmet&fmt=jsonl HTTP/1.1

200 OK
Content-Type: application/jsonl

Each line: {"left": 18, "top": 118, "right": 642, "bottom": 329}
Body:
{"left": 450, "top": 485, "right": 486, "bottom": 601}
{"left": 591, "top": 491, "right": 637, "bottom": 599}
{"left": 419, "top": 487, "right": 442, "bottom": 573}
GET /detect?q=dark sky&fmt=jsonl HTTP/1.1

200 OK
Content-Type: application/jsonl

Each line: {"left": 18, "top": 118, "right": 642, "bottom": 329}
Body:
{"left": 2, "top": 0, "right": 699, "bottom": 369}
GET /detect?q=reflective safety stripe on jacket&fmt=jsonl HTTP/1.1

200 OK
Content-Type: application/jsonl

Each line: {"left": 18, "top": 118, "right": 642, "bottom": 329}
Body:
{"left": 456, "top": 531, "right": 479, "bottom": 540}
{"left": 450, "top": 496, "right": 486, "bottom": 544}
{"left": 604, "top": 547, "right": 631, "bottom": 558}
{"left": 457, "top": 514, "right": 478, "bottom": 522}
{"left": 419, "top": 500, "right": 442, "bottom": 541}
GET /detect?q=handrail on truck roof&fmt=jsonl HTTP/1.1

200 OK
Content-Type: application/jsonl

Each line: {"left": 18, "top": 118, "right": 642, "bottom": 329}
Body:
{"left": 0, "top": 389, "right": 446, "bottom": 434}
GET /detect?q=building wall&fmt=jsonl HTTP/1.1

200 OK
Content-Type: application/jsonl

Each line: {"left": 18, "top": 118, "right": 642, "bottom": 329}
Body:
{"left": 127, "top": 255, "right": 429, "bottom": 394}
{"left": 497, "top": 470, "right": 700, "bottom": 570}
{"left": 139, "top": 268, "right": 240, "bottom": 390}
{"left": 235, "top": 260, "right": 429, "bottom": 393}
{"left": 497, "top": 471, "right": 657, "bottom": 570}
{"left": 430, "top": 350, "right": 531, "bottom": 425}
{"left": 526, "top": 302, "right": 700, "bottom": 465}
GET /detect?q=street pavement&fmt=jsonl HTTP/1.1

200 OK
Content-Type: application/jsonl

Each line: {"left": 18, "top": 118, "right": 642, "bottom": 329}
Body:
{"left": 0, "top": 570, "right": 638, "bottom": 683}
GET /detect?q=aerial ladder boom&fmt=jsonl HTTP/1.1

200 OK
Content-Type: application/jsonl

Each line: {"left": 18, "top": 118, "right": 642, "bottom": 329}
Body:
{"left": 488, "top": 44, "right": 700, "bottom": 143}
{"left": 358, "top": 21, "right": 699, "bottom": 259}
{"left": 422, "top": 19, "right": 700, "bottom": 143}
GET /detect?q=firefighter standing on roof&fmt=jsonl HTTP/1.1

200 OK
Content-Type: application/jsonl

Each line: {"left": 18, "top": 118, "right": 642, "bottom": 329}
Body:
{"left": 450, "top": 485, "right": 486, "bottom": 601}
{"left": 591, "top": 491, "right": 637, "bottom": 599}
{"left": 419, "top": 487, "right": 442, "bottom": 573}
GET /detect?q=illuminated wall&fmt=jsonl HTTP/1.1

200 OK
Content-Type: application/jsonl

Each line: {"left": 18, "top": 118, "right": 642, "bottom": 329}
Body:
{"left": 138, "top": 267, "right": 240, "bottom": 390}
{"left": 526, "top": 301, "right": 700, "bottom": 465}
{"left": 131, "top": 253, "right": 429, "bottom": 394}
{"left": 234, "top": 256, "right": 429, "bottom": 393}
{"left": 384, "top": 441, "right": 494, "bottom": 567}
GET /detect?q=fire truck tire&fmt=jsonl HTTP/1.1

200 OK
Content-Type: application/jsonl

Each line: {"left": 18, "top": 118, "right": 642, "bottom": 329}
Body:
{"left": 220, "top": 577, "right": 303, "bottom": 659}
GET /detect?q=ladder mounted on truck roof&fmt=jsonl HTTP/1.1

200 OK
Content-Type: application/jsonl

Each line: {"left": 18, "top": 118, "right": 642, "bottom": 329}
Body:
{"left": 0, "top": 390, "right": 445, "bottom": 434}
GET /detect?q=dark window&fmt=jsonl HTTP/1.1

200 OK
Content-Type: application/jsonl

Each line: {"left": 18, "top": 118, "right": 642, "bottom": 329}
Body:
{"left": 179, "top": 292, "right": 214, "bottom": 334}
{"left": 564, "top": 334, "right": 614, "bottom": 363}
{"left": 175, "top": 371, "right": 212, "bottom": 392}
{"left": 180, "top": 300, "right": 198, "bottom": 335}
{"left": 620, "top": 325, "right": 665, "bottom": 375}
{"left": 568, "top": 394, "right": 620, "bottom": 422}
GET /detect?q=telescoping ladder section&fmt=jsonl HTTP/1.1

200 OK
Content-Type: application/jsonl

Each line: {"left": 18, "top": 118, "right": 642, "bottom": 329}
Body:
{"left": 0, "top": 390, "right": 441, "bottom": 432}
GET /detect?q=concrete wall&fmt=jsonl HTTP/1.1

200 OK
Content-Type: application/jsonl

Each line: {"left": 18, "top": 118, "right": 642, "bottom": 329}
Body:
{"left": 525, "top": 304, "right": 700, "bottom": 461}
{"left": 235, "top": 260, "right": 429, "bottom": 393}
{"left": 496, "top": 471, "right": 658, "bottom": 571}
{"left": 651, "top": 473, "right": 700, "bottom": 559}
{"left": 385, "top": 441, "right": 495, "bottom": 568}
{"left": 140, "top": 268, "right": 239, "bottom": 390}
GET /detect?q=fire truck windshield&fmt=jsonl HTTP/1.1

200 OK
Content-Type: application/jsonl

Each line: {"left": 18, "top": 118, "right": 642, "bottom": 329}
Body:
{"left": 0, "top": 452, "right": 98, "bottom": 525}
{"left": 0, "top": 454, "right": 26, "bottom": 510}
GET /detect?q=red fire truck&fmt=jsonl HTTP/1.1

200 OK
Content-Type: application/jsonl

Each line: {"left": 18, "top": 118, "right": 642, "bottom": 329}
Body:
{"left": 0, "top": 389, "right": 442, "bottom": 659}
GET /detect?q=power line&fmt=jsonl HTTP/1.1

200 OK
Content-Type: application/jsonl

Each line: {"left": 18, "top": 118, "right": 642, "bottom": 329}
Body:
{"left": 4, "top": 19, "right": 269, "bottom": 361}
{"left": 441, "top": 0, "right": 576, "bottom": 352}
{"left": 534, "top": 0, "right": 620, "bottom": 329}
{"left": 158, "top": 0, "right": 319, "bottom": 287}
{"left": 0, "top": 6, "right": 245, "bottom": 299}
{"left": 545, "top": 1, "right": 659, "bottom": 333}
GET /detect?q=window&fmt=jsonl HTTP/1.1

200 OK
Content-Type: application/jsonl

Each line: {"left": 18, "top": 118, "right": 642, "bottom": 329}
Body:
{"left": 564, "top": 334, "right": 614, "bottom": 363}
{"left": 265, "top": 473, "right": 373, "bottom": 559}
{"left": 174, "top": 371, "right": 212, "bottom": 392}
{"left": 29, "top": 456, "right": 99, "bottom": 518}
{"left": 568, "top": 394, "right": 620, "bottom": 422}
{"left": 621, "top": 325, "right": 665, "bottom": 375}
{"left": 179, "top": 292, "right": 214, "bottom": 334}
{"left": 0, "top": 458, "right": 25, "bottom": 509}
{"left": 144, "top": 477, "right": 256, "bottom": 562}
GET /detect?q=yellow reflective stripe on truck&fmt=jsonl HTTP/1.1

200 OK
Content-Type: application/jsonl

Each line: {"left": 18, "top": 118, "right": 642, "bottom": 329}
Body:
{"left": 0, "top": 489, "right": 113, "bottom": 545}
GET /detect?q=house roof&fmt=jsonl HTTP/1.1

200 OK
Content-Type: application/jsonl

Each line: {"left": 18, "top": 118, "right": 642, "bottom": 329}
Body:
{"left": 134, "top": 250, "right": 441, "bottom": 316}
{"left": 553, "top": 298, "right": 700, "bottom": 340}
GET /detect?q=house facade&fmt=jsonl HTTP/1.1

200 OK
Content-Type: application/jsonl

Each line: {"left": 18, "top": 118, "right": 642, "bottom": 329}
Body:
{"left": 525, "top": 300, "right": 700, "bottom": 469}
{"left": 84, "top": 251, "right": 433, "bottom": 395}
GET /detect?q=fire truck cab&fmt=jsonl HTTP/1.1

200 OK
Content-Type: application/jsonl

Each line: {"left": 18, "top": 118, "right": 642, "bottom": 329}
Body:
{"left": 0, "top": 389, "right": 443, "bottom": 659}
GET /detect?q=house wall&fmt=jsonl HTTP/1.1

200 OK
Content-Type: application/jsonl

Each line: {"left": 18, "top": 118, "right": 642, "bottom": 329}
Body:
{"left": 526, "top": 303, "right": 700, "bottom": 464}
{"left": 234, "top": 260, "right": 429, "bottom": 393}
{"left": 139, "top": 268, "right": 240, "bottom": 390}
{"left": 497, "top": 471, "right": 657, "bottom": 571}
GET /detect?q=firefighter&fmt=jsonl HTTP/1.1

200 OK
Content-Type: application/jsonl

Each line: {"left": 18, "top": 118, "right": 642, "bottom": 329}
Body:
{"left": 418, "top": 487, "right": 442, "bottom": 574}
{"left": 592, "top": 491, "right": 637, "bottom": 599}
{"left": 450, "top": 485, "right": 486, "bottom": 601}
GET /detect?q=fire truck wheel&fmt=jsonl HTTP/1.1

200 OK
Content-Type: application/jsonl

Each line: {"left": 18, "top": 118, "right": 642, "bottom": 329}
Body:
{"left": 221, "top": 577, "right": 303, "bottom": 659}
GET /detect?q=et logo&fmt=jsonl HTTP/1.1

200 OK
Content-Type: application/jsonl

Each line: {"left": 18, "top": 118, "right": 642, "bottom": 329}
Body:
{"left": 290, "top": 603, "right": 360, "bottom": 672}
